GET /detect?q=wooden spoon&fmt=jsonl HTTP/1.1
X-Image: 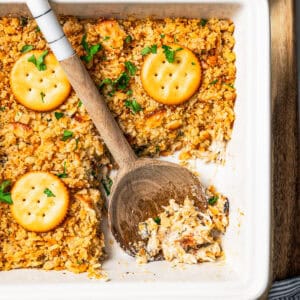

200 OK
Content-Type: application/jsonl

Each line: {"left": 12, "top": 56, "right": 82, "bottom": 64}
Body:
{"left": 26, "top": 0, "right": 207, "bottom": 257}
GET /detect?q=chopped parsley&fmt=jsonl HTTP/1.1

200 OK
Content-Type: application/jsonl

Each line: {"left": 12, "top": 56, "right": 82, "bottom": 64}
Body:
{"left": 57, "top": 161, "right": 68, "bottom": 178}
{"left": 225, "top": 83, "right": 235, "bottom": 89}
{"left": 103, "top": 36, "right": 110, "bottom": 41}
{"left": 199, "top": 19, "right": 208, "bottom": 27}
{"left": 101, "top": 176, "right": 113, "bottom": 196}
{"left": 114, "top": 72, "right": 130, "bottom": 91}
{"left": 54, "top": 112, "right": 64, "bottom": 120}
{"left": 80, "top": 34, "right": 102, "bottom": 63}
{"left": 0, "top": 180, "right": 12, "bottom": 204}
{"left": 141, "top": 45, "right": 157, "bottom": 56}
{"left": 28, "top": 50, "right": 48, "bottom": 71}
{"left": 162, "top": 45, "right": 183, "bottom": 63}
{"left": 124, "top": 61, "right": 137, "bottom": 76}
{"left": 125, "top": 35, "right": 132, "bottom": 43}
{"left": 125, "top": 99, "right": 142, "bottom": 114}
{"left": 99, "top": 78, "right": 113, "bottom": 89}
{"left": 208, "top": 196, "right": 218, "bottom": 205}
{"left": 43, "top": 188, "right": 55, "bottom": 197}
{"left": 191, "top": 62, "right": 196, "bottom": 65}
{"left": 160, "top": 34, "right": 165, "bottom": 39}
{"left": 61, "top": 130, "right": 73, "bottom": 141}
{"left": 126, "top": 89, "right": 133, "bottom": 96}
{"left": 174, "top": 36, "right": 178, "bottom": 43}
{"left": 20, "top": 16, "right": 28, "bottom": 27}
{"left": 153, "top": 216, "right": 161, "bottom": 225}
{"left": 155, "top": 145, "right": 160, "bottom": 153}
{"left": 21, "top": 45, "right": 34, "bottom": 53}
{"left": 78, "top": 100, "right": 83, "bottom": 107}
{"left": 40, "top": 91, "right": 45, "bottom": 103}
{"left": 75, "top": 138, "right": 80, "bottom": 150}
{"left": 35, "top": 26, "right": 41, "bottom": 32}
{"left": 0, "top": 106, "right": 6, "bottom": 112}
{"left": 209, "top": 79, "right": 219, "bottom": 86}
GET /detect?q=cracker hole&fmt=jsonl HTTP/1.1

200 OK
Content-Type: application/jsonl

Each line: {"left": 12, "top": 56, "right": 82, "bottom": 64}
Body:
{"left": 51, "top": 70, "right": 55, "bottom": 74}
{"left": 184, "top": 73, "right": 187, "bottom": 77}
{"left": 54, "top": 84, "right": 58, "bottom": 88}
{"left": 31, "top": 186, "right": 35, "bottom": 190}
{"left": 176, "top": 86, "right": 179, "bottom": 90}
{"left": 42, "top": 213, "right": 46, "bottom": 217}
{"left": 26, "top": 73, "right": 29, "bottom": 77}
{"left": 39, "top": 78, "right": 43, "bottom": 83}
{"left": 169, "top": 73, "right": 172, "bottom": 77}
{"left": 161, "top": 86, "right": 165, "bottom": 90}
{"left": 176, "top": 60, "right": 181, "bottom": 64}
{"left": 37, "top": 200, "right": 40, "bottom": 204}
{"left": 154, "top": 73, "right": 158, "bottom": 77}
{"left": 162, "top": 61, "right": 166, "bottom": 64}
{"left": 22, "top": 198, "right": 26, "bottom": 202}
{"left": 28, "top": 88, "right": 32, "bottom": 92}
{"left": 28, "top": 212, "right": 31, "bottom": 216}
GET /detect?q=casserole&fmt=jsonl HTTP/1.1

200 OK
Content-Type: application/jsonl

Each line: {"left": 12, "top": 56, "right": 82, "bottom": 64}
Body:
{"left": 0, "top": 0, "right": 270, "bottom": 299}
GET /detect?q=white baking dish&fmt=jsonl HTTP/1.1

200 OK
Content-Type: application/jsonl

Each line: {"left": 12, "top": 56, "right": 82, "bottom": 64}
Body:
{"left": 0, "top": 0, "right": 270, "bottom": 299}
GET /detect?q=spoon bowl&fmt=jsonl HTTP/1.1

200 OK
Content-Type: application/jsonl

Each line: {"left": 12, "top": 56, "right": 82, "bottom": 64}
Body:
{"left": 109, "top": 158, "right": 207, "bottom": 256}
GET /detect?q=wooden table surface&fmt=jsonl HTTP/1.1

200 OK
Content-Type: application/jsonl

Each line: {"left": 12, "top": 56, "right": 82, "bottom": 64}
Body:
{"left": 270, "top": 0, "right": 299, "bottom": 281}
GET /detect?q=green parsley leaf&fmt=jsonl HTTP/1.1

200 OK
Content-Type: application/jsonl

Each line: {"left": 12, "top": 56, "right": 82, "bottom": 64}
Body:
{"left": 124, "top": 61, "right": 137, "bottom": 76}
{"left": 125, "top": 35, "right": 132, "bottom": 43}
{"left": 101, "top": 176, "right": 113, "bottom": 196}
{"left": 40, "top": 91, "right": 45, "bottom": 103}
{"left": 0, "top": 180, "right": 12, "bottom": 204}
{"left": 21, "top": 45, "right": 34, "bottom": 53}
{"left": 162, "top": 45, "right": 183, "bottom": 63}
{"left": 103, "top": 36, "right": 110, "bottom": 41}
{"left": 28, "top": 50, "right": 48, "bottom": 71}
{"left": 174, "top": 36, "right": 178, "bottom": 43}
{"left": 61, "top": 130, "right": 73, "bottom": 141}
{"left": 75, "top": 138, "right": 79, "bottom": 150}
{"left": 57, "top": 161, "right": 68, "bottom": 178}
{"left": 114, "top": 72, "right": 130, "bottom": 91}
{"left": 35, "top": 26, "right": 41, "bottom": 32}
{"left": 0, "top": 106, "right": 6, "bottom": 112}
{"left": 99, "top": 78, "right": 113, "bottom": 89}
{"left": 208, "top": 196, "right": 218, "bottom": 205}
{"left": 80, "top": 34, "right": 102, "bottom": 63}
{"left": 199, "top": 19, "right": 208, "bottom": 27}
{"left": 126, "top": 89, "right": 133, "bottom": 96}
{"left": 209, "top": 79, "right": 219, "bottom": 86}
{"left": 20, "top": 16, "right": 28, "bottom": 27}
{"left": 155, "top": 145, "right": 160, "bottom": 153}
{"left": 153, "top": 217, "right": 161, "bottom": 225}
{"left": 43, "top": 188, "right": 55, "bottom": 197}
{"left": 54, "top": 112, "right": 64, "bottom": 120}
{"left": 78, "top": 100, "right": 83, "bottom": 107}
{"left": 225, "top": 83, "right": 235, "bottom": 89}
{"left": 141, "top": 45, "right": 157, "bottom": 56}
{"left": 160, "top": 34, "right": 165, "bottom": 39}
{"left": 124, "top": 99, "right": 142, "bottom": 114}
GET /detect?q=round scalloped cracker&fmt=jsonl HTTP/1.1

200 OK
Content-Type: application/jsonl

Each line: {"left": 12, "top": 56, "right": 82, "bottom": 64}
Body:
{"left": 141, "top": 44, "right": 201, "bottom": 105}
{"left": 10, "top": 50, "right": 71, "bottom": 112}
{"left": 11, "top": 171, "right": 69, "bottom": 232}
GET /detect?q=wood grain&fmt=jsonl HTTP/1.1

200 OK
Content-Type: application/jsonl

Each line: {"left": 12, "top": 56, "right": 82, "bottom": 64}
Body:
{"left": 270, "top": 0, "right": 299, "bottom": 281}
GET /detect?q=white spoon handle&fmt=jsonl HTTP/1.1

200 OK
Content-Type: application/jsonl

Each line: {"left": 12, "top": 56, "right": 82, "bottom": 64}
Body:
{"left": 26, "top": 0, "right": 74, "bottom": 61}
